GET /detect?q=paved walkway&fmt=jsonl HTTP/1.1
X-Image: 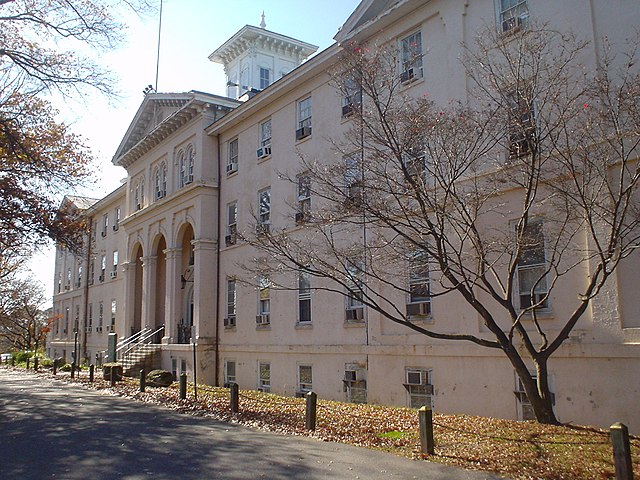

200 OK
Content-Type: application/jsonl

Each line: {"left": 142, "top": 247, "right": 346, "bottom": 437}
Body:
{"left": 0, "top": 369, "right": 505, "bottom": 479}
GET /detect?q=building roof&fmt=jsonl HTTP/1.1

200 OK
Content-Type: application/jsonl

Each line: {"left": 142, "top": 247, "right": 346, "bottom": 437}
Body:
{"left": 63, "top": 195, "right": 100, "bottom": 211}
{"left": 208, "top": 25, "right": 318, "bottom": 66}
{"left": 112, "top": 91, "right": 240, "bottom": 168}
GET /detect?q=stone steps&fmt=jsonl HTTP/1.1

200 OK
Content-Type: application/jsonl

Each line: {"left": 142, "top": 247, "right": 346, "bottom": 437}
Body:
{"left": 120, "top": 344, "right": 162, "bottom": 377}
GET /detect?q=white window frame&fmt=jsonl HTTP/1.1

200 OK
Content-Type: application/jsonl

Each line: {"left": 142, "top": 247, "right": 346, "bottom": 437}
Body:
{"left": 515, "top": 220, "right": 549, "bottom": 311}
{"left": 224, "top": 359, "right": 236, "bottom": 385}
{"left": 110, "top": 300, "right": 116, "bottom": 332}
{"left": 227, "top": 138, "right": 239, "bottom": 174}
{"left": 404, "top": 368, "right": 433, "bottom": 409}
{"left": 258, "top": 188, "right": 271, "bottom": 232}
{"left": 185, "top": 145, "right": 194, "bottom": 185}
{"left": 345, "top": 260, "right": 365, "bottom": 322}
{"left": 341, "top": 76, "right": 362, "bottom": 117}
{"left": 296, "top": 96, "right": 312, "bottom": 140}
{"left": 298, "top": 364, "right": 313, "bottom": 393}
{"left": 406, "top": 251, "right": 431, "bottom": 318}
{"left": 497, "top": 0, "right": 529, "bottom": 34}
{"left": 260, "top": 119, "right": 272, "bottom": 149}
{"left": 177, "top": 150, "right": 186, "bottom": 188}
{"left": 257, "top": 275, "right": 271, "bottom": 325}
{"left": 400, "top": 30, "right": 423, "bottom": 82}
{"left": 514, "top": 371, "right": 554, "bottom": 421}
{"left": 258, "top": 361, "right": 271, "bottom": 392}
{"left": 297, "top": 270, "right": 312, "bottom": 324}
{"left": 98, "top": 301, "right": 104, "bottom": 333}
{"left": 259, "top": 67, "right": 270, "bottom": 90}
{"left": 226, "top": 202, "right": 238, "bottom": 246}
{"left": 225, "top": 278, "right": 236, "bottom": 327}
{"left": 296, "top": 173, "right": 311, "bottom": 223}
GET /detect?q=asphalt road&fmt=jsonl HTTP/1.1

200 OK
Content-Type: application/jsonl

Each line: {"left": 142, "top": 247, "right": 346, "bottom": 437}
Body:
{"left": 0, "top": 368, "right": 505, "bottom": 480}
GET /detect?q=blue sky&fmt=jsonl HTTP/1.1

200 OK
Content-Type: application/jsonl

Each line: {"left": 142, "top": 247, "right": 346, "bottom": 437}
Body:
{"left": 30, "top": 0, "right": 361, "bottom": 297}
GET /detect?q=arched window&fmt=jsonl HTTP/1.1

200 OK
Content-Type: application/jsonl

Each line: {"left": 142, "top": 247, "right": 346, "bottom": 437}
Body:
{"left": 154, "top": 163, "right": 167, "bottom": 200}
{"left": 185, "top": 146, "right": 194, "bottom": 185}
{"left": 133, "top": 176, "right": 145, "bottom": 211}
{"left": 177, "top": 150, "right": 186, "bottom": 188}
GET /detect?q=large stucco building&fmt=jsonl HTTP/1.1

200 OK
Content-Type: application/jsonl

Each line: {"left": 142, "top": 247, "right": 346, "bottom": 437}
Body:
{"left": 50, "top": 0, "right": 640, "bottom": 432}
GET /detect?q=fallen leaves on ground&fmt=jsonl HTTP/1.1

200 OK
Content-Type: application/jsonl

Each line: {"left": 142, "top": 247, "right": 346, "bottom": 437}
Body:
{"left": 23, "top": 368, "right": 640, "bottom": 480}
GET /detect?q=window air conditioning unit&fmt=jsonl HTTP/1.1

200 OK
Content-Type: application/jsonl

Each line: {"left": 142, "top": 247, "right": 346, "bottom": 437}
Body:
{"left": 255, "top": 314, "right": 270, "bottom": 325}
{"left": 225, "top": 233, "right": 236, "bottom": 247}
{"left": 112, "top": 225, "right": 119, "bottom": 231}
{"left": 257, "top": 146, "right": 272, "bottom": 158}
{"left": 502, "top": 14, "right": 528, "bottom": 34}
{"left": 85, "top": 326, "right": 92, "bottom": 333}
{"left": 257, "top": 386, "right": 270, "bottom": 393}
{"left": 96, "top": 326, "right": 102, "bottom": 333}
{"left": 295, "top": 126, "right": 312, "bottom": 141}
{"left": 107, "top": 325, "right": 115, "bottom": 333}
{"left": 400, "top": 67, "right": 415, "bottom": 83}
{"left": 109, "top": 271, "right": 117, "bottom": 279}
{"left": 344, "top": 370, "right": 358, "bottom": 383}
{"left": 64, "top": 285, "right": 70, "bottom": 291}
{"left": 342, "top": 103, "right": 354, "bottom": 117}
{"left": 255, "top": 223, "right": 270, "bottom": 236}
{"left": 101, "top": 231, "right": 107, "bottom": 237}
{"left": 99, "top": 274, "right": 105, "bottom": 282}
{"left": 223, "top": 316, "right": 236, "bottom": 327}
{"left": 345, "top": 307, "right": 364, "bottom": 322}
{"left": 406, "top": 302, "right": 430, "bottom": 317}
{"left": 226, "top": 162, "right": 238, "bottom": 174}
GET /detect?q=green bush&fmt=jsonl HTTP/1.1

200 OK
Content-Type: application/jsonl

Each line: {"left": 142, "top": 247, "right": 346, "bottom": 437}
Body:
{"left": 39, "top": 358, "right": 53, "bottom": 367}
{"left": 14, "top": 351, "right": 31, "bottom": 363}
{"left": 59, "top": 363, "right": 72, "bottom": 372}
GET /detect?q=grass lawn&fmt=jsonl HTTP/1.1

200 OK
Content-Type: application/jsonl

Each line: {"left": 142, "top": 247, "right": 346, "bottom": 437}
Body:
{"left": 18, "top": 367, "right": 640, "bottom": 480}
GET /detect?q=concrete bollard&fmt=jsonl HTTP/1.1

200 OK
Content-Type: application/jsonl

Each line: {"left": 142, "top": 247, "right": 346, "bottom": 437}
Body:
{"left": 139, "top": 369, "right": 146, "bottom": 393}
{"left": 419, "top": 406, "right": 435, "bottom": 455}
{"left": 230, "top": 383, "right": 239, "bottom": 413}
{"left": 89, "top": 364, "right": 94, "bottom": 383}
{"left": 52, "top": 359, "right": 57, "bottom": 375}
{"left": 305, "top": 391, "right": 317, "bottom": 431}
{"left": 26, "top": 357, "right": 30, "bottom": 370}
{"left": 179, "top": 373, "right": 187, "bottom": 399}
{"left": 110, "top": 369, "right": 117, "bottom": 387}
{"left": 70, "top": 362, "right": 75, "bottom": 379}
{"left": 33, "top": 356, "right": 39, "bottom": 371}
{"left": 611, "top": 423, "right": 634, "bottom": 480}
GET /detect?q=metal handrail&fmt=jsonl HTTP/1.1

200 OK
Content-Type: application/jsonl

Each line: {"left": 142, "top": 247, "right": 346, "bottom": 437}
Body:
{"left": 120, "top": 325, "right": 165, "bottom": 362}
{"left": 116, "top": 327, "right": 149, "bottom": 352}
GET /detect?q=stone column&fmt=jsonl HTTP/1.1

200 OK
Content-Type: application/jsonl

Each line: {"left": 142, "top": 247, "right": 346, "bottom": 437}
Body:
{"left": 121, "top": 261, "right": 136, "bottom": 337}
{"left": 163, "top": 248, "right": 182, "bottom": 344}
{"left": 140, "top": 255, "right": 157, "bottom": 331}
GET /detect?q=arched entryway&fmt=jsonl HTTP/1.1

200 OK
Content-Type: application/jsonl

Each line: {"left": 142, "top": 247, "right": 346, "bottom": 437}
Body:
{"left": 177, "top": 224, "right": 194, "bottom": 344}
{"left": 152, "top": 235, "right": 167, "bottom": 342}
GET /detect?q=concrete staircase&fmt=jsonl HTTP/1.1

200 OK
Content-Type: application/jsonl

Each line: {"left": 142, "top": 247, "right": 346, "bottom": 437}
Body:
{"left": 121, "top": 343, "right": 162, "bottom": 377}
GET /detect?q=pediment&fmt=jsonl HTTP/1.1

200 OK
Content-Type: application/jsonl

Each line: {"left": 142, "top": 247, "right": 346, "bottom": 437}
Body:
{"left": 334, "top": 0, "right": 403, "bottom": 43}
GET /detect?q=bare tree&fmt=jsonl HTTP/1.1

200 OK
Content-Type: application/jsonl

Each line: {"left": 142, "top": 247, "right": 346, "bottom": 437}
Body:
{"left": 0, "top": 0, "right": 154, "bottom": 257}
{"left": 245, "top": 26, "right": 640, "bottom": 424}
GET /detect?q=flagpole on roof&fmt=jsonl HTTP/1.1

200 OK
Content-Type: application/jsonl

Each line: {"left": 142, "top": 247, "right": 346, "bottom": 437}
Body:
{"left": 154, "top": 0, "right": 163, "bottom": 92}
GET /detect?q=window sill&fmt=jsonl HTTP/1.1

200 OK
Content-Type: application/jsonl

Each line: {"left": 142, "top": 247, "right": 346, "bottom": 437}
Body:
{"left": 295, "top": 322, "right": 313, "bottom": 329}
{"left": 224, "top": 325, "right": 236, "bottom": 331}
{"left": 256, "top": 324, "right": 271, "bottom": 331}
{"left": 257, "top": 154, "right": 271, "bottom": 164}
{"left": 408, "top": 315, "right": 434, "bottom": 325}
{"left": 295, "top": 134, "right": 312, "bottom": 145}
{"left": 519, "top": 308, "right": 554, "bottom": 320}
{"left": 344, "top": 320, "right": 366, "bottom": 328}
{"left": 399, "top": 74, "right": 425, "bottom": 91}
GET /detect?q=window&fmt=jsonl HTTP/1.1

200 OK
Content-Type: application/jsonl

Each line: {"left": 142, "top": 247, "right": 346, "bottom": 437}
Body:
{"left": 296, "top": 96, "right": 312, "bottom": 140}
{"left": 256, "top": 276, "right": 271, "bottom": 325}
{"left": 404, "top": 368, "right": 433, "bottom": 408}
{"left": 76, "top": 265, "right": 82, "bottom": 288}
{"left": 400, "top": 30, "right": 423, "bottom": 82}
{"left": 298, "top": 365, "right": 313, "bottom": 393}
{"left": 298, "top": 270, "right": 311, "bottom": 324}
{"left": 341, "top": 76, "right": 362, "bottom": 117}
{"left": 499, "top": 0, "right": 529, "bottom": 34}
{"left": 344, "top": 366, "right": 367, "bottom": 404}
{"left": 257, "top": 188, "right": 271, "bottom": 235}
{"left": 114, "top": 207, "right": 121, "bottom": 229}
{"left": 74, "top": 305, "right": 80, "bottom": 333}
{"left": 98, "top": 301, "right": 104, "bottom": 333}
{"left": 66, "top": 268, "right": 71, "bottom": 289}
{"left": 227, "top": 138, "right": 238, "bottom": 175}
{"left": 224, "top": 360, "right": 236, "bottom": 385}
{"left": 185, "top": 146, "right": 194, "bottom": 185}
{"left": 514, "top": 372, "right": 554, "bottom": 421}
{"left": 87, "top": 303, "right": 93, "bottom": 334}
{"left": 259, "top": 67, "right": 270, "bottom": 90}
{"left": 178, "top": 150, "right": 187, "bottom": 187}
{"left": 89, "top": 259, "right": 95, "bottom": 285}
{"left": 102, "top": 214, "right": 109, "bottom": 237}
{"left": 402, "top": 146, "right": 430, "bottom": 184}
{"left": 64, "top": 308, "right": 69, "bottom": 334}
{"left": 406, "top": 251, "right": 431, "bottom": 317}
{"left": 225, "top": 202, "right": 238, "bottom": 246}
{"left": 344, "top": 153, "right": 363, "bottom": 207}
{"left": 296, "top": 174, "right": 311, "bottom": 224}
{"left": 134, "top": 178, "right": 144, "bottom": 210}
{"left": 100, "top": 255, "right": 106, "bottom": 281}
{"left": 258, "top": 362, "right": 271, "bottom": 392}
{"left": 110, "top": 300, "right": 116, "bottom": 332}
{"left": 345, "top": 260, "right": 365, "bottom": 322}
{"left": 224, "top": 278, "right": 236, "bottom": 327}
{"left": 57, "top": 272, "right": 62, "bottom": 293}
{"left": 516, "top": 221, "right": 549, "bottom": 310}
{"left": 258, "top": 119, "right": 272, "bottom": 158}
{"left": 508, "top": 88, "right": 537, "bottom": 158}
{"left": 154, "top": 163, "right": 167, "bottom": 199}
{"left": 111, "top": 250, "right": 118, "bottom": 278}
